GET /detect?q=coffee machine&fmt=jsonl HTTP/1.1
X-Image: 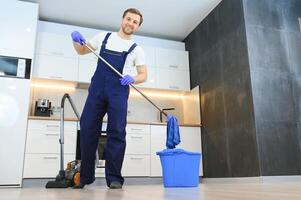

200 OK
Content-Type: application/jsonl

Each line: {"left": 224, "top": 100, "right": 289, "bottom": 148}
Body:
{"left": 34, "top": 99, "right": 52, "bottom": 117}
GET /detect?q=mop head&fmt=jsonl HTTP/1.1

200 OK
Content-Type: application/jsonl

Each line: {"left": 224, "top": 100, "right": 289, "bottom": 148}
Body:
{"left": 166, "top": 115, "right": 180, "bottom": 149}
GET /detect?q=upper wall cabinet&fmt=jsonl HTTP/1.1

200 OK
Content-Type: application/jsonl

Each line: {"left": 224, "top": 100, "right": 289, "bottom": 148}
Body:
{"left": 155, "top": 48, "right": 190, "bottom": 90}
{"left": 33, "top": 32, "right": 79, "bottom": 81}
{"left": 78, "top": 53, "right": 98, "bottom": 83}
{"left": 156, "top": 48, "right": 189, "bottom": 70}
{"left": 0, "top": 2, "right": 38, "bottom": 58}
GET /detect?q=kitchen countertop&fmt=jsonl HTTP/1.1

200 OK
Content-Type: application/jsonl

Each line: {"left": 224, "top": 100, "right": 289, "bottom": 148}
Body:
{"left": 28, "top": 116, "right": 202, "bottom": 127}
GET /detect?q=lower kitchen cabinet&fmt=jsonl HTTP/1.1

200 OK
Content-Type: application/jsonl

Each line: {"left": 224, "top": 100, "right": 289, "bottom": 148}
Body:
{"left": 122, "top": 124, "right": 151, "bottom": 177}
{"left": 23, "top": 120, "right": 78, "bottom": 178}
{"left": 23, "top": 154, "right": 75, "bottom": 178}
{"left": 23, "top": 120, "right": 201, "bottom": 178}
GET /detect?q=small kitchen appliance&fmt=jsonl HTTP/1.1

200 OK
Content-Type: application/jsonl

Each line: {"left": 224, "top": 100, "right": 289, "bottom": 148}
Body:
{"left": 34, "top": 99, "right": 52, "bottom": 117}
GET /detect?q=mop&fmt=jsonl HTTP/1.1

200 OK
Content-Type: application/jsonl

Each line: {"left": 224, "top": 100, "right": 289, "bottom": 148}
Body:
{"left": 83, "top": 43, "right": 180, "bottom": 147}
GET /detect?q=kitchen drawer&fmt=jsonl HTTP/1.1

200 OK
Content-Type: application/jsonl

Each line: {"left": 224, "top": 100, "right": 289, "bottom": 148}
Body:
{"left": 95, "top": 160, "right": 105, "bottom": 178}
{"left": 122, "top": 155, "right": 150, "bottom": 177}
{"left": 28, "top": 120, "right": 77, "bottom": 132}
{"left": 125, "top": 133, "right": 150, "bottom": 155}
{"left": 126, "top": 124, "right": 150, "bottom": 135}
{"left": 25, "top": 132, "right": 76, "bottom": 154}
{"left": 23, "top": 154, "right": 75, "bottom": 178}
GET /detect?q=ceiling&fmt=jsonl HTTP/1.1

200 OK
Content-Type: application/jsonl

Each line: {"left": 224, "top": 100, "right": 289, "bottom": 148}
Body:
{"left": 20, "top": 0, "right": 222, "bottom": 41}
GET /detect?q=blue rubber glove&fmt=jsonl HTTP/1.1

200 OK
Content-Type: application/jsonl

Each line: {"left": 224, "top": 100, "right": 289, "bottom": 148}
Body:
{"left": 120, "top": 75, "right": 135, "bottom": 85}
{"left": 71, "top": 31, "right": 86, "bottom": 45}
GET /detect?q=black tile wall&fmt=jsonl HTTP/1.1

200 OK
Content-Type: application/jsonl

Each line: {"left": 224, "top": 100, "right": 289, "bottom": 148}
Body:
{"left": 292, "top": 76, "right": 301, "bottom": 123}
{"left": 256, "top": 121, "right": 301, "bottom": 175}
{"left": 226, "top": 122, "right": 260, "bottom": 177}
{"left": 287, "top": 31, "right": 301, "bottom": 75}
{"left": 245, "top": 0, "right": 301, "bottom": 175}
{"left": 250, "top": 69, "right": 296, "bottom": 122}
{"left": 282, "top": 0, "right": 301, "bottom": 33}
{"left": 201, "top": 128, "right": 231, "bottom": 177}
{"left": 223, "top": 71, "right": 255, "bottom": 129}
{"left": 185, "top": 0, "right": 301, "bottom": 178}
{"left": 246, "top": 26, "right": 290, "bottom": 73}
{"left": 243, "top": 0, "right": 285, "bottom": 29}
{"left": 185, "top": 0, "right": 258, "bottom": 178}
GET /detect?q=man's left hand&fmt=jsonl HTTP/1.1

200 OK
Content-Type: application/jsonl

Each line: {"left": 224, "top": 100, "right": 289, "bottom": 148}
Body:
{"left": 120, "top": 75, "right": 135, "bottom": 85}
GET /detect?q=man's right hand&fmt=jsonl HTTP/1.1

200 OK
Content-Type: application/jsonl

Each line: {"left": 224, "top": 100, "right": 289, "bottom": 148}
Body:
{"left": 71, "top": 31, "right": 86, "bottom": 45}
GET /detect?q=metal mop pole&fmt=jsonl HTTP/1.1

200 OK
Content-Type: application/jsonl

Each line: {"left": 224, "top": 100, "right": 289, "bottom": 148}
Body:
{"left": 84, "top": 43, "right": 168, "bottom": 117}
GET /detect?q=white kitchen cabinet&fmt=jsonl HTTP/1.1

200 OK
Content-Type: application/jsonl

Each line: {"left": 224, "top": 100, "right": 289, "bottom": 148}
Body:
{"left": 155, "top": 48, "right": 189, "bottom": 71}
{"left": 122, "top": 124, "right": 151, "bottom": 177}
{"left": 155, "top": 48, "right": 190, "bottom": 91}
{"left": 150, "top": 125, "right": 202, "bottom": 177}
{"left": 122, "top": 155, "right": 150, "bottom": 177}
{"left": 78, "top": 54, "right": 98, "bottom": 83}
{"left": 23, "top": 120, "right": 78, "bottom": 178}
{"left": 141, "top": 45, "right": 156, "bottom": 68}
{"left": 0, "top": 1, "right": 38, "bottom": 59}
{"left": 23, "top": 154, "right": 75, "bottom": 178}
{"left": 33, "top": 32, "right": 79, "bottom": 81}
{"left": 156, "top": 68, "right": 190, "bottom": 90}
{"left": 137, "top": 66, "right": 157, "bottom": 89}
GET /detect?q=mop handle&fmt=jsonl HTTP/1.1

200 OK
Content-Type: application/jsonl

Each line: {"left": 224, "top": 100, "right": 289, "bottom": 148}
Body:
{"left": 84, "top": 43, "right": 168, "bottom": 117}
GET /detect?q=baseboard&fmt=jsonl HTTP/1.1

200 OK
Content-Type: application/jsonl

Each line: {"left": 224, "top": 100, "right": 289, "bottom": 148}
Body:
{"left": 202, "top": 175, "right": 301, "bottom": 184}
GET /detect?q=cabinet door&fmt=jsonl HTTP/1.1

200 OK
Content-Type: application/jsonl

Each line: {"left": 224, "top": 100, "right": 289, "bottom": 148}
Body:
{"left": 125, "top": 124, "right": 150, "bottom": 155}
{"left": 155, "top": 48, "right": 189, "bottom": 70}
{"left": 156, "top": 69, "right": 190, "bottom": 90}
{"left": 136, "top": 66, "right": 157, "bottom": 89}
{"left": 33, "top": 32, "right": 79, "bottom": 81}
{"left": 0, "top": 2, "right": 38, "bottom": 58}
{"left": 122, "top": 155, "right": 150, "bottom": 176}
{"left": 33, "top": 54, "right": 78, "bottom": 81}
{"left": 78, "top": 55, "right": 98, "bottom": 83}
{"left": 141, "top": 45, "right": 156, "bottom": 68}
{"left": 23, "top": 154, "right": 74, "bottom": 178}
{"left": 35, "top": 32, "right": 77, "bottom": 58}
{"left": 150, "top": 125, "right": 167, "bottom": 176}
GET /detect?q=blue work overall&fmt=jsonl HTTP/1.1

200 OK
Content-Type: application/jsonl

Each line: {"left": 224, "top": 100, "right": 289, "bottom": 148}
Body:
{"left": 80, "top": 32, "right": 137, "bottom": 186}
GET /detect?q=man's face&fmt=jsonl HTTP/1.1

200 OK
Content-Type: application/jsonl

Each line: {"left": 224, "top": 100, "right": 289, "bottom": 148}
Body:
{"left": 121, "top": 12, "right": 141, "bottom": 35}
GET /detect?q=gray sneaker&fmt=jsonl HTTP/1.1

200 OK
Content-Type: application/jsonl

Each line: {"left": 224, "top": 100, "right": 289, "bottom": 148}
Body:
{"left": 109, "top": 181, "right": 122, "bottom": 189}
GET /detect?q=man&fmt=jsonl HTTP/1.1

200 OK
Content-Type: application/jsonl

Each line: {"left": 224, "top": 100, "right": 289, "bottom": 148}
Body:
{"left": 71, "top": 8, "right": 147, "bottom": 189}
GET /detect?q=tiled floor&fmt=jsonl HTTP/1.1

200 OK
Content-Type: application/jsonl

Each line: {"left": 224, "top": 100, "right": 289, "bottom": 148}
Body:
{"left": 1, "top": 182, "right": 301, "bottom": 200}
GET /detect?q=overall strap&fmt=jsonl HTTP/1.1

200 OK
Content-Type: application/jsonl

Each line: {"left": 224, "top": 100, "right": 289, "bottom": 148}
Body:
{"left": 101, "top": 32, "right": 112, "bottom": 50}
{"left": 127, "top": 43, "right": 137, "bottom": 54}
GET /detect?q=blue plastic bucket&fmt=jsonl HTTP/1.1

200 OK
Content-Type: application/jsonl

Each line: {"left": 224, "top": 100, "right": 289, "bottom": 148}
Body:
{"left": 156, "top": 148, "right": 201, "bottom": 187}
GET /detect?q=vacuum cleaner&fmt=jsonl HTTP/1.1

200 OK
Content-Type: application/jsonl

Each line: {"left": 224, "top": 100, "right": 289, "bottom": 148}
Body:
{"left": 45, "top": 94, "right": 81, "bottom": 188}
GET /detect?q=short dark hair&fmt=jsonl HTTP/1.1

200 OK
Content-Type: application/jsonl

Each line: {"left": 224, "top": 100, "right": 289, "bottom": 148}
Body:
{"left": 122, "top": 8, "right": 143, "bottom": 26}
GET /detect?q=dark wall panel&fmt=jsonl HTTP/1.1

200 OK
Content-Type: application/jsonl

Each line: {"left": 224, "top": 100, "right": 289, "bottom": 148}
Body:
{"left": 185, "top": 0, "right": 260, "bottom": 178}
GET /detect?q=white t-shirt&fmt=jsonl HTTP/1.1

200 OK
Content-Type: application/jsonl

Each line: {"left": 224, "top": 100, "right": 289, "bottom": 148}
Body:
{"left": 88, "top": 32, "right": 146, "bottom": 75}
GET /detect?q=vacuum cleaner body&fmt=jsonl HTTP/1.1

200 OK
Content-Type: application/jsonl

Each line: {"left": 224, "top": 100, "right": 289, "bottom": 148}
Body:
{"left": 45, "top": 160, "right": 81, "bottom": 188}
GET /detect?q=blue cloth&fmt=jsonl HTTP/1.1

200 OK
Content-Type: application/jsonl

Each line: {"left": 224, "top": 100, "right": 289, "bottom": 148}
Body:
{"left": 166, "top": 114, "right": 180, "bottom": 149}
{"left": 80, "top": 32, "right": 137, "bottom": 187}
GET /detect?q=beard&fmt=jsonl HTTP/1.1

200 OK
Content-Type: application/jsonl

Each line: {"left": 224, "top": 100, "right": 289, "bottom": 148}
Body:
{"left": 122, "top": 25, "right": 134, "bottom": 35}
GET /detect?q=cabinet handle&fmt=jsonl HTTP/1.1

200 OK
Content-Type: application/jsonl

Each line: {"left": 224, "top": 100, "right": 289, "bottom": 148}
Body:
{"left": 130, "top": 136, "right": 143, "bottom": 139}
{"left": 169, "top": 65, "right": 179, "bottom": 69}
{"left": 130, "top": 128, "right": 143, "bottom": 131}
{"left": 45, "top": 133, "right": 59, "bottom": 136}
{"left": 169, "top": 85, "right": 179, "bottom": 89}
{"left": 43, "top": 157, "right": 58, "bottom": 160}
{"left": 130, "top": 157, "right": 143, "bottom": 160}
{"left": 46, "top": 125, "right": 59, "bottom": 128}
{"left": 49, "top": 76, "right": 63, "bottom": 79}
{"left": 51, "top": 52, "right": 64, "bottom": 56}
